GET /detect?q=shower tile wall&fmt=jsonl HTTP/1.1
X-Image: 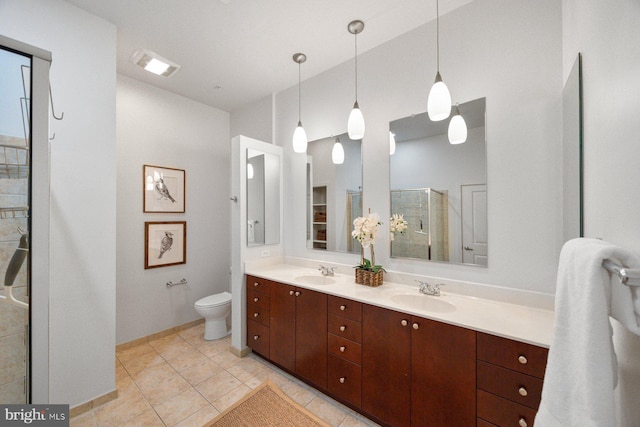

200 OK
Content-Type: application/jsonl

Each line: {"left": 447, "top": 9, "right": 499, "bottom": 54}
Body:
{"left": 0, "top": 135, "right": 28, "bottom": 404}
{"left": 390, "top": 190, "right": 429, "bottom": 259}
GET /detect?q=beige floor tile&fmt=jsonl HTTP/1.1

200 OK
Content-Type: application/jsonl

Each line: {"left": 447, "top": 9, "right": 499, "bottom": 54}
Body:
{"left": 339, "top": 414, "right": 381, "bottom": 427}
{"left": 210, "top": 383, "right": 251, "bottom": 413}
{"left": 148, "top": 333, "right": 184, "bottom": 350}
{"left": 115, "top": 364, "right": 130, "bottom": 381}
{"left": 155, "top": 340, "right": 196, "bottom": 360}
{"left": 69, "top": 410, "right": 98, "bottom": 427}
{"left": 177, "top": 323, "right": 204, "bottom": 339}
{"left": 116, "top": 343, "right": 156, "bottom": 363}
{"left": 93, "top": 392, "right": 151, "bottom": 426}
{"left": 136, "top": 369, "right": 191, "bottom": 407}
{"left": 280, "top": 378, "right": 318, "bottom": 406}
{"left": 305, "top": 395, "right": 349, "bottom": 427}
{"left": 120, "top": 350, "right": 164, "bottom": 375}
{"left": 225, "top": 355, "right": 270, "bottom": 383}
{"left": 119, "top": 408, "right": 165, "bottom": 427}
{"left": 209, "top": 348, "right": 240, "bottom": 369}
{"left": 244, "top": 366, "right": 289, "bottom": 389}
{"left": 154, "top": 387, "right": 210, "bottom": 427}
{"left": 166, "top": 347, "right": 210, "bottom": 372}
{"left": 173, "top": 405, "right": 220, "bottom": 427}
{"left": 179, "top": 359, "right": 225, "bottom": 386}
{"left": 191, "top": 337, "right": 230, "bottom": 357}
{"left": 195, "top": 370, "right": 243, "bottom": 404}
{"left": 130, "top": 361, "right": 177, "bottom": 385}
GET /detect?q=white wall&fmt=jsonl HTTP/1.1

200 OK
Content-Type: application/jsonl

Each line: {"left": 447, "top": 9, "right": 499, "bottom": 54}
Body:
{"left": 272, "top": 0, "right": 563, "bottom": 293}
{"left": 230, "top": 94, "right": 274, "bottom": 144}
{"left": 116, "top": 76, "right": 230, "bottom": 344}
{"left": 563, "top": 1, "right": 640, "bottom": 424}
{"left": 0, "top": 0, "right": 116, "bottom": 407}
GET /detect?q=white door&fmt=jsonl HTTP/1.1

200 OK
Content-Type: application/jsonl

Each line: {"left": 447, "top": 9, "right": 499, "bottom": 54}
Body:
{"left": 461, "top": 184, "right": 487, "bottom": 266}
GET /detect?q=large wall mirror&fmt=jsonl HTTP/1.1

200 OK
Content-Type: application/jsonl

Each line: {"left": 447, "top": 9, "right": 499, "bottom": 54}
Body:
{"left": 389, "top": 97, "right": 487, "bottom": 266}
{"left": 306, "top": 132, "right": 362, "bottom": 253}
{"left": 247, "top": 148, "right": 280, "bottom": 246}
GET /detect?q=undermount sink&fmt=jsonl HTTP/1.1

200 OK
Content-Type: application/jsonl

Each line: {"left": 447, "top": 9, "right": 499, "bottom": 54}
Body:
{"left": 390, "top": 294, "right": 456, "bottom": 313}
{"left": 294, "top": 275, "right": 336, "bottom": 286}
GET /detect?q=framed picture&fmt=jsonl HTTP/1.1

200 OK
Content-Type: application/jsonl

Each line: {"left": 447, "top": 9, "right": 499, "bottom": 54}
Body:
{"left": 143, "top": 165, "right": 185, "bottom": 213}
{"left": 145, "top": 221, "right": 186, "bottom": 269}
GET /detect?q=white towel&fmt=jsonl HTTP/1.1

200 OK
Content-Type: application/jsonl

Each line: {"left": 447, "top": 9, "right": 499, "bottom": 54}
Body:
{"left": 535, "top": 238, "right": 640, "bottom": 427}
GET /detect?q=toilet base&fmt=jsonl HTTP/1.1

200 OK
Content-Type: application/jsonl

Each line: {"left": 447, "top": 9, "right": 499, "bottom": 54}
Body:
{"left": 204, "top": 317, "right": 230, "bottom": 341}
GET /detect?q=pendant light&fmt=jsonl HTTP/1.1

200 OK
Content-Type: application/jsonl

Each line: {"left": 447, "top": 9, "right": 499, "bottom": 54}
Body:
{"left": 332, "top": 136, "right": 345, "bottom": 164}
{"left": 292, "top": 53, "right": 308, "bottom": 153}
{"left": 427, "top": 0, "right": 452, "bottom": 121}
{"left": 448, "top": 104, "right": 467, "bottom": 144}
{"left": 347, "top": 20, "right": 365, "bottom": 140}
{"left": 247, "top": 163, "right": 254, "bottom": 179}
{"left": 389, "top": 132, "right": 396, "bottom": 155}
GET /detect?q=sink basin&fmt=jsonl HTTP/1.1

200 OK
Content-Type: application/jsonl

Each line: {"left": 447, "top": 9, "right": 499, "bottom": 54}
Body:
{"left": 294, "top": 275, "right": 336, "bottom": 286}
{"left": 390, "top": 294, "right": 456, "bottom": 313}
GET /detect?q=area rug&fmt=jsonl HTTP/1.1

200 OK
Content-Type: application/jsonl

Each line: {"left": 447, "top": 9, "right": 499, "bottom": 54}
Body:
{"left": 203, "top": 379, "right": 331, "bottom": 427}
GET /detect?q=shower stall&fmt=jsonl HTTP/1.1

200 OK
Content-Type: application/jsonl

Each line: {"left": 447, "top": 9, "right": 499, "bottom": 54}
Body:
{"left": 390, "top": 188, "right": 449, "bottom": 261}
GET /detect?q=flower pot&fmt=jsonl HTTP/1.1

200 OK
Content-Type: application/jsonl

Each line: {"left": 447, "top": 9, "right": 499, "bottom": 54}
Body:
{"left": 355, "top": 269, "right": 383, "bottom": 287}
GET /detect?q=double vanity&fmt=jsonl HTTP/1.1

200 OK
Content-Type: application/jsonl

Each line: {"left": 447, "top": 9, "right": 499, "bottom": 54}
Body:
{"left": 244, "top": 261, "right": 553, "bottom": 427}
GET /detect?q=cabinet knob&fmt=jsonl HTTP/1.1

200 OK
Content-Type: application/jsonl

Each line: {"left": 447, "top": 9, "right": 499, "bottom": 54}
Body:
{"left": 339, "top": 377, "right": 346, "bottom": 384}
{"left": 518, "top": 386, "right": 528, "bottom": 397}
{"left": 518, "top": 417, "right": 527, "bottom": 427}
{"left": 295, "top": 291, "right": 301, "bottom": 297}
{"left": 339, "top": 325, "right": 346, "bottom": 332}
{"left": 253, "top": 297, "right": 259, "bottom": 303}
{"left": 253, "top": 313, "right": 259, "bottom": 318}
{"left": 289, "top": 290, "right": 294, "bottom": 296}
{"left": 401, "top": 319, "right": 408, "bottom": 327}
{"left": 254, "top": 282, "right": 259, "bottom": 287}
{"left": 339, "top": 346, "right": 346, "bottom": 353}
{"left": 412, "top": 323, "right": 419, "bottom": 330}
{"left": 339, "top": 305, "right": 346, "bottom": 311}
{"left": 253, "top": 335, "right": 259, "bottom": 341}
{"left": 518, "top": 355, "right": 528, "bottom": 365}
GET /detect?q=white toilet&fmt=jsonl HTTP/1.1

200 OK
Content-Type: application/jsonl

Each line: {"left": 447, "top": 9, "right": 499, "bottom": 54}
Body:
{"left": 194, "top": 291, "right": 232, "bottom": 340}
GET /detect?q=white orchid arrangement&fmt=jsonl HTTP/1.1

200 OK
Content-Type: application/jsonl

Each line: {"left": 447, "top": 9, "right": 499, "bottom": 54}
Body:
{"left": 389, "top": 213, "right": 408, "bottom": 241}
{"left": 352, "top": 212, "right": 384, "bottom": 273}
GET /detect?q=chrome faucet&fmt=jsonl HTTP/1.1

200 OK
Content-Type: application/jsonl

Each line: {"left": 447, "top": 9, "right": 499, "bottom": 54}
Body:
{"left": 416, "top": 280, "right": 444, "bottom": 296}
{"left": 319, "top": 265, "right": 336, "bottom": 277}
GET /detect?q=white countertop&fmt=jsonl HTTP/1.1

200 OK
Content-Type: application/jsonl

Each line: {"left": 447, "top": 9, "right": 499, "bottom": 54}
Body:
{"left": 245, "top": 262, "right": 554, "bottom": 348}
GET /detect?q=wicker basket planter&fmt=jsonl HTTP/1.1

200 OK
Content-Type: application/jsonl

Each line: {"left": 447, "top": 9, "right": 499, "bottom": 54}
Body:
{"left": 355, "top": 269, "right": 383, "bottom": 287}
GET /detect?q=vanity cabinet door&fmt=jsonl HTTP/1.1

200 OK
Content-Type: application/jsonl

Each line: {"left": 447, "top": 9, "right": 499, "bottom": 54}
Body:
{"left": 411, "top": 316, "right": 476, "bottom": 427}
{"left": 269, "top": 281, "right": 296, "bottom": 372}
{"left": 362, "top": 304, "right": 411, "bottom": 427}
{"left": 295, "top": 288, "right": 327, "bottom": 389}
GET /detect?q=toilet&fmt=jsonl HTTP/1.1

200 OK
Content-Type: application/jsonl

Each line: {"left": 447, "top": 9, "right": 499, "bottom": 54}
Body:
{"left": 194, "top": 291, "right": 232, "bottom": 340}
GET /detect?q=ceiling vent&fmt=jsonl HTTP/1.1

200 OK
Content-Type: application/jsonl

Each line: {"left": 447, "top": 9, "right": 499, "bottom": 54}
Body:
{"left": 130, "top": 49, "right": 181, "bottom": 77}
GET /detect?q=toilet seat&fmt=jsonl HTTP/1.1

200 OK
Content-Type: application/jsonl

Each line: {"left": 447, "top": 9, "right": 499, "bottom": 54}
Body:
{"left": 195, "top": 291, "right": 231, "bottom": 308}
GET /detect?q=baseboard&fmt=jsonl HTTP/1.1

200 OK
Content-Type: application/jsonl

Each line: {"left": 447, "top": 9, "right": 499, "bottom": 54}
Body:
{"left": 230, "top": 345, "right": 252, "bottom": 358}
{"left": 116, "top": 318, "right": 204, "bottom": 352}
{"left": 70, "top": 388, "right": 118, "bottom": 418}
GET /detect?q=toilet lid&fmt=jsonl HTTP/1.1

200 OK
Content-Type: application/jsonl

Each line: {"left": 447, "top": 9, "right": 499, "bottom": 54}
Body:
{"left": 195, "top": 291, "right": 232, "bottom": 308}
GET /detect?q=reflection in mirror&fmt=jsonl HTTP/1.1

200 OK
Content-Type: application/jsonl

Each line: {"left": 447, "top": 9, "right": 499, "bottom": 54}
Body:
{"left": 389, "top": 97, "right": 487, "bottom": 266}
{"left": 562, "top": 53, "right": 583, "bottom": 242}
{"left": 306, "top": 132, "right": 362, "bottom": 253}
{"left": 247, "top": 148, "right": 280, "bottom": 246}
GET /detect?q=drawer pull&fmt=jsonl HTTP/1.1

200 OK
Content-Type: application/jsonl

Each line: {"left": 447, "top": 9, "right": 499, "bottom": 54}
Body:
{"left": 253, "top": 297, "right": 259, "bottom": 303}
{"left": 518, "top": 417, "right": 527, "bottom": 427}
{"left": 412, "top": 323, "right": 419, "bottom": 330}
{"left": 295, "top": 291, "right": 301, "bottom": 297}
{"left": 518, "top": 386, "right": 528, "bottom": 397}
{"left": 339, "top": 325, "right": 346, "bottom": 332}
{"left": 254, "top": 282, "right": 259, "bottom": 287}
{"left": 339, "top": 346, "right": 346, "bottom": 352}
{"left": 289, "top": 290, "right": 294, "bottom": 296}
{"left": 253, "top": 335, "right": 259, "bottom": 341}
{"left": 401, "top": 319, "right": 408, "bottom": 326}
{"left": 253, "top": 313, "right": 259, "bottom": 318}
{"left": 518, "top": 355, "right": 528, "bottom": 365}
{"left": 339, "top": 377, "right": 346, "bottom": 384}
{"left": 339, "top": 305, "right": 346, "bottom": 311}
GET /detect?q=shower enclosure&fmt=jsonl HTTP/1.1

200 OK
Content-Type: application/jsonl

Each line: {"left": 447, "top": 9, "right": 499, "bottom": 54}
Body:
{"left": 390, "top": 188, "right": 449, "bottom": 261}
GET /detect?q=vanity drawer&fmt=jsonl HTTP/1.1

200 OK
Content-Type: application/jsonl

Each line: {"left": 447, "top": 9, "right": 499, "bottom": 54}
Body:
{"left": 246, "top": 275, "right": 271, "bottom": 294}
{"left": 247, "top": 319, "right": 269, "bottom": 357}
{"left": 477, "top": 361, "right": 543, "bottom": 410}
{"left": 477, "top": 390, "right": 536, "bottom": 427}
{"left": 477, "top": 419, "right": 497, "bottom": 427}
{"left": 328, "top": 315, "right": 362, "bottom": 343}
{"left": 328, "top": 296, "right": 362, "bottom": 322}
{"left": 328, "top": 354, "right": 361, "bottom": 408}
{"left": 477, "top": 332, "right": 548, "bottom": 379}
{"left": 328, "top": 334, "right": 361, "bottom": 364}
{"left": 247, "top": 288, "right": 270, "bottom": 309}
{"left": 247, "top": 303, "right": 270, "bottom": 327}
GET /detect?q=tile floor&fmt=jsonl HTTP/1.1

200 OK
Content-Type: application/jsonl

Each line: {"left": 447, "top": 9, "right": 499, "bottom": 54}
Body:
{"left": 70, "top": 323, "right": 380, "bottom": 427}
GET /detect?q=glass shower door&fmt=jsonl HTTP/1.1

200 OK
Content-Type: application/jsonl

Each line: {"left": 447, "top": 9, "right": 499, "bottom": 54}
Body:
{"left": 0, "top": 47, "right": 31, "bottom": 404}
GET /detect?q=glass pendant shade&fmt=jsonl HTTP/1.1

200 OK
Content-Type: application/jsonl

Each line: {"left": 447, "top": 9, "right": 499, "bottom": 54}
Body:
{"left": 389, "top": 132, "right": 396, "bottom": 155}
{"left": 427, "top": 72, "right": 452, "bottom": 121}
{"left": 448, "top": 106, "right": 467, "bottom": 144}
{"left": 348, "top": 102, "right": 365, "bottom": 140}
{"left": 332, "top": 140, "right": 345, "bottom": 164}
{"left": 292, "top": 121, "right": 308, "bottom": 153}
{"left": 247, "top": 163, "right": 254, "bottom": 179}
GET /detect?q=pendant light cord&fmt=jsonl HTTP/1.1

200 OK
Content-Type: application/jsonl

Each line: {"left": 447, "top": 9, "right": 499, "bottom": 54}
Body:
{"left": 436, "top": 0, "right": 440, "bottom": 72}
{"left": 298, "top": 62, "right": 302, "bottom": 121}
{"left": 354, "top": 31, "right": 358, "bottom": 101}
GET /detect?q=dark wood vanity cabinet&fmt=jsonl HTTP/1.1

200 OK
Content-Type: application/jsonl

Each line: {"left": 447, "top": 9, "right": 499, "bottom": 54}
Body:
{"left": 246, "top": 276, "right": 271, "bottom": 357}
{"left": 268, "top": 280, "right": 327, "bottom": 390}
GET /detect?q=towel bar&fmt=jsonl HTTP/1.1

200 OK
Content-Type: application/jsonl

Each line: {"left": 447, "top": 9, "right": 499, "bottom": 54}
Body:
{"left": 602, "top": 259, "right": 640, "bottom": 287}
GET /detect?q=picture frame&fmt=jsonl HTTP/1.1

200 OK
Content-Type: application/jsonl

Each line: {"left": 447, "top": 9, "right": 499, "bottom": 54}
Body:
{"left": 143, "top": 164, "right": 185, "bottom": 213}
{"left": 145, "top": 221, "right": 186, "bottom": 269}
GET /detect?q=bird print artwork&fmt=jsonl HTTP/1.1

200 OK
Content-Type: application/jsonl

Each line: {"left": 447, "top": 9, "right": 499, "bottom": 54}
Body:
{"left": 158, "top": 231, "right": 174, "bottom": 259}
{"left": 154, "top": 171, "right": 176, "bottom": 203}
